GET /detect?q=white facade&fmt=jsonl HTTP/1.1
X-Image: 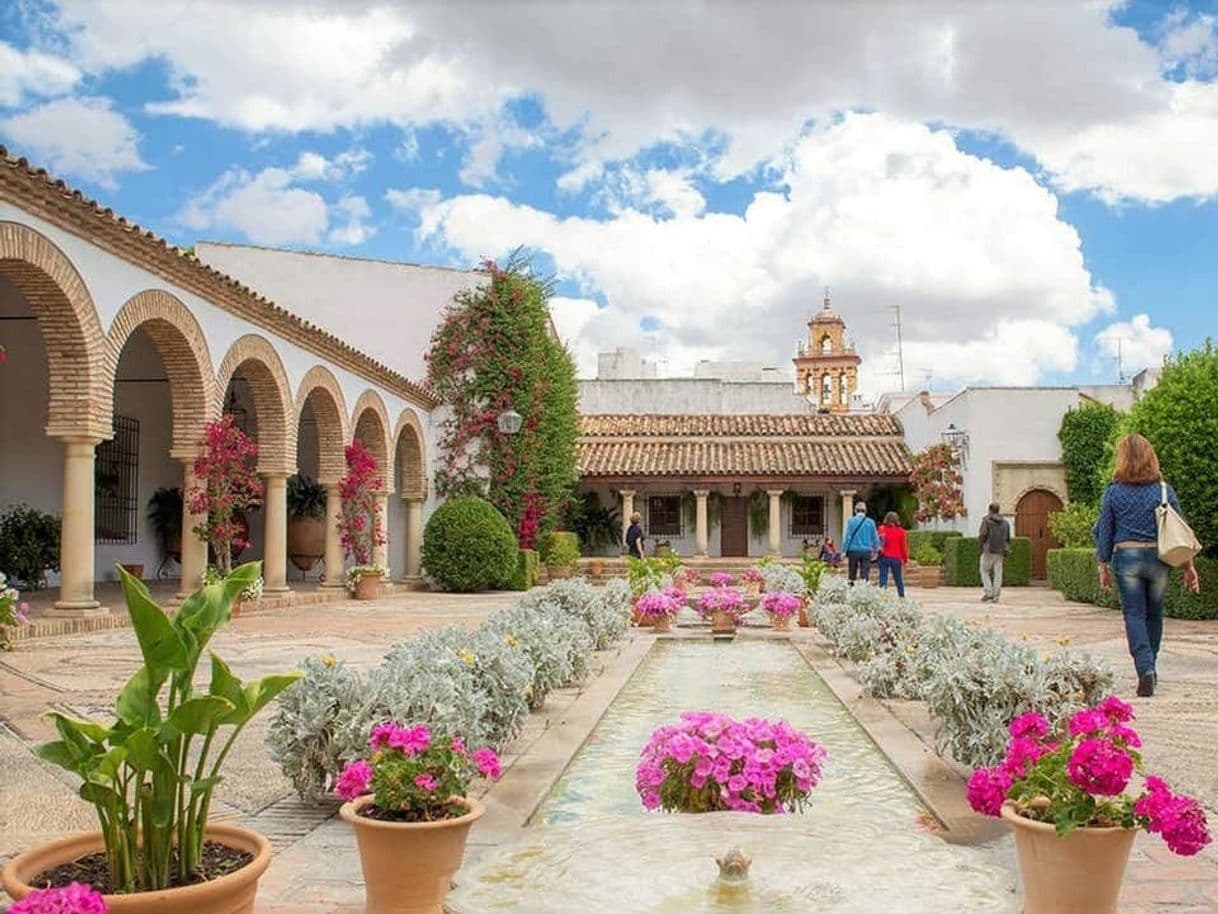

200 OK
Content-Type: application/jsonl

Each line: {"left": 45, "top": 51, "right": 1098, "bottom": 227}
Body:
{"left": 579, "top": 378, "right": 814, "bottom": 415}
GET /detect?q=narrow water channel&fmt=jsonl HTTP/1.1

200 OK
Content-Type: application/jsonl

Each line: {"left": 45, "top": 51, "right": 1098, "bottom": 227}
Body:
{"left": 450, "top": 638, "right": 1017, "bottom": 913}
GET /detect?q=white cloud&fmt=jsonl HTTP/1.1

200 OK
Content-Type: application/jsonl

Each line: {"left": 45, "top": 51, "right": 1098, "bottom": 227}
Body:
{"left": 414, "top": 113, "right": 1113, "bottom": 389}
{"left": 1095, "top": 314, "right": 1174, "bottom": 375}
{"left": 0, "top": 96, "right": 148, "bottom": 188}
{"left": 1159, "top": 11, "right": 1218, "bottom": 79}
{"left": 327, "top": 194, "right": 376, "bottom": 246}
{"left": 385, "top": 187, "right": 442, "bottom": 213}
{"left": 0, "top": 41, "right": 80, "bottom": 106}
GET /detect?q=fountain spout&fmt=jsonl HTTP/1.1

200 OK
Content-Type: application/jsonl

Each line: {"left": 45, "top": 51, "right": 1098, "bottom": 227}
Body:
{"left": 714, "top": 847, "right": 752, "bottom": 886}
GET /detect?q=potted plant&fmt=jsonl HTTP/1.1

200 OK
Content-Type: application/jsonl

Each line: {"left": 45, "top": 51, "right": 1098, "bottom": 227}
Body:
{"left": 335, "top": 722, "right": 502, "bottom": 914}
{"left": 542, "top": 532, "right": 581, "bottom": 581}
{"left": 587, "top": 557, "right": 605, "bottom": 578}
{"left": 697, "top": 585, "right": 749, "bottom": 634}
{"left": 914, "top": 543, "right": 942, "bottom": 588}
{"left": 338, "top": 441, "right": 387, "bottom": 600}
{"left": 634, "top": 587, "right": 683, "bottom": 633}
{"left": 654, "top": 539, "right": 673, "bottom": 558}
{"left": 1, "top": 562, "right": 300, "bottom": 913}
{"left": 1, "top": 572, "right": 30, "bottom": 651}
{"left": 741, "top": 567, "right": 764, "bottom": 594}
{"left": 797, "top": 557, "right": 826, "bottom": 626}
{"left": 187, "top": 416, "right": 263, "bottom": 579}
{"left": 147, "top": 487, "right": 183, "bottom": 565}
{"left": 636, "top": 712, "right": 826, "bottom": 813}
{"left": 967, "top": 697, "right": 1211, "bottom": 914}
{"left": 760, "top": 591, "right": 803, "bottom": 631}
{"left": 286, "top": 475, "right": 327, "bottom": 573}
{"left": 0, "top": 505, "right": 61, "bottom": 590}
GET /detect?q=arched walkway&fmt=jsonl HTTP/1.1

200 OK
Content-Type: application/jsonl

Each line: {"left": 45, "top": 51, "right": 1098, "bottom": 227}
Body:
{"left": 295, "top": 367, "right": 349, "bottom": 588}
{"left": 215, "top": 334, "right": 294, "bottom": 475}
{"left": 351, "top": 390, "right": 393, "bottom": 488}
{"left": 392, "top": 409, "right": 428, "bottom": 580}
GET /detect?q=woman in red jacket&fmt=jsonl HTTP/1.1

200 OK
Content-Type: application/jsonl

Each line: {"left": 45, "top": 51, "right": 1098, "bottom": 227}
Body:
{"left": 878, "top": 512, "right": 909, "bottom": 597}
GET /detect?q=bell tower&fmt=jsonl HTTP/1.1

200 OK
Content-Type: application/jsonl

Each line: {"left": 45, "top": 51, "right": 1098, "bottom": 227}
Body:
{"left": 793, "top": 290, "right": 862, "bottom": 413}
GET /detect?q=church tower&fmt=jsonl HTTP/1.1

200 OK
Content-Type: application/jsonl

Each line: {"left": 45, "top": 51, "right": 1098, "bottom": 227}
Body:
{"left": 793, "top": 291, "right": 862, "bottom": 413}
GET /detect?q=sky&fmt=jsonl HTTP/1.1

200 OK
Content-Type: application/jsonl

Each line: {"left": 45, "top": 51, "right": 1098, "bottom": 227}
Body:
{"left": 1, "top": 0, "right": 1215, "bottom": 395}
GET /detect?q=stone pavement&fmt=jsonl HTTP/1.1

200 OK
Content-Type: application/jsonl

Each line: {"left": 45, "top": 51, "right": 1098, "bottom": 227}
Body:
{"left": 1, "top": 582, "right": 1216, "bottom": 912}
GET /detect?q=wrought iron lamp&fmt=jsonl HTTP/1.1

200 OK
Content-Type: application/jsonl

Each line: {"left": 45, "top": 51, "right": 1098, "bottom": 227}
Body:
{"left": 941, "top": 423, "right": 970, "bottom": 466}
{"left": 497, "top": 408, "right": 523, "bottom": 435}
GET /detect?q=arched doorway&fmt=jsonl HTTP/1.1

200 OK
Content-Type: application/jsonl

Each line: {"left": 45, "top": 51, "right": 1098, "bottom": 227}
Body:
{"left": 294, "top": 367, "right": 348, "bottom": 587}
{"left": 392, "top": 410, "right": 427, "bottom": 581}
{"left": 1015, "top": 489, "right": 1063, "bottom": 581}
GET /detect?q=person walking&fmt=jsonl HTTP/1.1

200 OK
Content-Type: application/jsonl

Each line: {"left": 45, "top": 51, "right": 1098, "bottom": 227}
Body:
{"left": 978, "top": 502, "right": 1011, "bottom": 602}
{"left": 625, "top": 512, "right": 645, "bottom": 560}
{"left": 877, "top": 512, "right": 909, "bottom": 597}
{"left": 843, "top": 501, "right": 880, "bottom": 584}
{"left": 1094, "top": 433, "right": 1201, "bottom": 697}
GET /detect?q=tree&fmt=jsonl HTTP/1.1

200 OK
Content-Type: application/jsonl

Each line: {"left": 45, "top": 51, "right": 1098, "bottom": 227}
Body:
{"left": 338, "top": 440, "right": 386, "bottom": 567}
{"left": 187, "top": 415, "right": 262, "bottom": 575}
{"left": 909, "top": 444, "right": 966, "bottom": 523}
{"left": 426, "top": 252, "right": 580, "bottom": 541}
{"left": 1058, "top": 401, "right": 1121, "bottom": 506}
{"left": 1122, "top": 342, "right": 1218, "bottom": 557}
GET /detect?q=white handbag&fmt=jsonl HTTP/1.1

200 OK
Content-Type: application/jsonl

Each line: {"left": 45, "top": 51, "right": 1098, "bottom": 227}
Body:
{"left": 1157, "top": 481, "right": 1202, "bottom": 567}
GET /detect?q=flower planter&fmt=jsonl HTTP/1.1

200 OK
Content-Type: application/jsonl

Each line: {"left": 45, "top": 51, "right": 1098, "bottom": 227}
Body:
{"left": 340, "top": 795, "right": 485, "bottom": 914}
{"left": 1001, "top": 804, "right": 1135, "bottom": 914}
{"left": 798, "top": 605, "right": 810, "bottom": 628}
{"left": 231, "top": 598, "right": 246, "bottom": 618}
{"left": 655, "top": 544, "right": 673, "bottom": 558}
{"left": 547, "top": 565, "right": 573, "bottom": 581}
{"left": 651, "top": 615, "right": 672, "bottom": 633}
{"left": 587, "top": 560, "right": 605, "bottom": 577}
{"left": 710, "top": 610, "right": 736, "bottom": 634}
{"left": 771, "top": 616, "right": 792, "bottom": 631}
{"left": 919, "top": 566, "right": 941, "bottom": 588}
{"left": 287, "top": 516, "right": 326, "bottom": 573}
{"left": 119, "top": 563, "right": 144, "bottom": 580}
{"left": 354, "top": 573, "right": 383, "bottom": 601}
{"left": 2, "top": 823, "right": 271, "bottom": 914}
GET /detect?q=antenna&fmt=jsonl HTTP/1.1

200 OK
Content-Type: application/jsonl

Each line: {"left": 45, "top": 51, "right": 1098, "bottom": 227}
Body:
{"left": 1099, "top": 334, "right": 1127, "bottom": 384}
{"left": 889, "top": 305, "right": 905, "bottom": 392}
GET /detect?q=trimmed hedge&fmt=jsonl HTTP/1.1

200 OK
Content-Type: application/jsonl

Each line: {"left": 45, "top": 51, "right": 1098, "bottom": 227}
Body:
{"left": 944, "top": 536, "right": 1031, "bottom": 587}
{"left": 540, "top": 531, "right": 580, "bottom": 572}
{"left": 907, "top": 530, "right": 963, "bottom": 557}
{"left": 508, "top": 549, "right": 540, "bottom": 591}
{"left": 1048, "top": 548, "right": 1218, "bottom": 620}
{"left": 421, "top": 496, "right": 518, "bottom": 592}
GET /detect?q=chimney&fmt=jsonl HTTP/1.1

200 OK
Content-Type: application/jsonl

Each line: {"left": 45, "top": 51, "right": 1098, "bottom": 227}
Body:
{"left": 918, "top": 390, "right": 935, "bottom": 414}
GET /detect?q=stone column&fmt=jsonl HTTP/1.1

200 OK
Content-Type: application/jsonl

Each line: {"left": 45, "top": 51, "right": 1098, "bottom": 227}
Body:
{"left": 178, "top": 459, "right": 209, "bottom": 599}
{"left": 51, "top": 437, "right": 104, "bottom": 614}
{"left": 320, "top": 484, "right": 346, "bottom": 589}
{"left": 839, "top": 489, "right": 857, "bottom": 539}
{"left": 693, "top": 489, "right": 710, "bottom": 557}
{"left": 262, "top": 474, "right": 289, "bottom": 594}
{"left": 619, "top": 489, "right": 636, "bottom": 552}
{"left": 403, "top": 497, "right": 424, "bottom": 580}
{"left": 766, "top": 489, "right": 783, "bottom": 557}
{"left": 373, "top": 492, "right": 390, "bottom": 570}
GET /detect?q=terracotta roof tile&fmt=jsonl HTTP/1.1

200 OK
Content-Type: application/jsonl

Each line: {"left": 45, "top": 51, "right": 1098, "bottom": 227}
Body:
{"left": 579, "top": 413, "right": 902, "bottom": 437}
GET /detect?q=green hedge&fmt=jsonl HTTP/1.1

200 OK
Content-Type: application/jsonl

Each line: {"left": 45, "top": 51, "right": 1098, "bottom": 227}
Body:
{"left": 421, "top": 496, "right": 518, "bottom": 592}
{"left": 539, "top": 531, "right": 580, "bottom": 571}
{"left": 507, "top": 549, "right": 540, "bottom": 591}
{"left": 907, "top": 530, "right": 963, "bottom": 557}
{"left": 1048, "top": 548, "right": 1218, "bottom": 620}
{"left": 944, "top": 537, "right": 1031, "bottom": 587}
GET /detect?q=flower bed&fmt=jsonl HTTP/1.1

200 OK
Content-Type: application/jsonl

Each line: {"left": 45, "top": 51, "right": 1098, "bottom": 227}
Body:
{"left": 696, "top": 586, "right": 749, "bottom": 622}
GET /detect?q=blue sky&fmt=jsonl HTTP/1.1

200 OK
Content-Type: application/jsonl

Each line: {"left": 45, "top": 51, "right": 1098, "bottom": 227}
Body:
{"left": 2, "top": 1, "right": 1216, "bottom": 391}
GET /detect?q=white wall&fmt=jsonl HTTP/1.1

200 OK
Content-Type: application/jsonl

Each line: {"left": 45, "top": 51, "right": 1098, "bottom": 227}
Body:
{"left": 579, "top": 378, "right": 814, "bottom": 415}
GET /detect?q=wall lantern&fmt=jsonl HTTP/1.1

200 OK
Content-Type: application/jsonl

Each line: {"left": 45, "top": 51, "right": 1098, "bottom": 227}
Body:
{"left": 732, "top": 482, "right": 742, "bottom": 496}
{"left": 941, "top": 423, "right": 970, "bottom": 466}
{"left": 497, "top": 408, "right": 524, "bottom": 435}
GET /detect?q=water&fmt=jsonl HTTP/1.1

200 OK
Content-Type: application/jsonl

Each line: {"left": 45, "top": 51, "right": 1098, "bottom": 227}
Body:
{"left": 449, "top": 639, "right": 1017, "bottom": 913}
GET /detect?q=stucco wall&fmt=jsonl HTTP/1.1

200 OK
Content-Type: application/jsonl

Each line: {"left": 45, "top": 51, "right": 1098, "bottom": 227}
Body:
{"left": 578, "top": 379, "right": 814, "bottom": 415}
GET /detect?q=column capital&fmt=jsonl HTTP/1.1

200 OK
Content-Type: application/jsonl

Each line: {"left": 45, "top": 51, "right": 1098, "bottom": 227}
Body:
{"left": 50, "top": 434, "right": 104, "bottom": 448}
{"left": 692, "top": 488, "right": 710, "bottom": 498}
{"left": 169, "top": 447, "right": 200, "bottom": 463}
{"left": 766, "top": 489, "right": 785, "bottom": 498}
{"left": 838, "top": 489, "right": 858, "bottom": 497}
{"left": 619, "top": 488, "right": 636, "bottom": 497}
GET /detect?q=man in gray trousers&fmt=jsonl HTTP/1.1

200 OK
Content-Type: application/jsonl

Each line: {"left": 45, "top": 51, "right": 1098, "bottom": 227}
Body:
{"left": 978, "top": 502, "right": 1012, "bottom": 602}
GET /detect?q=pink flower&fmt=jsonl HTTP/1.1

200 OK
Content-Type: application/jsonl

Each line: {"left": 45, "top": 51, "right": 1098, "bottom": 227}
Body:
{"left": 1067, "top": 739, "right": 1133, "bottom": 796}
{"left": 1068, "top": 709, "right": 1110, "bottom": 738}
{"left": 966, "top": 766, "right": 1013, "bottom": 817}
{"left": 450, "top": 737, "right": 468, "bottom": 755}
{"left": 1009, "top": 712, "right": 1050, "bottom": 741}
{"left": 760, "top": 591, "right": 802, "bottom": 620}
{"left": 1098, "top": 695, "right": 1135, "bottom": 724}
{"left": 9, "top": 883, "right": 107, "bottom": 914}
{"left": 388, "top": 724, "right": 431, "bottom": 756}
{"left": 1003, "top": 736, "right": 1055, "bottom": 779}
{"left": 472, "top": 747, "right": 502, "bottom": 780}
{"left": 709, "top": 572, "right": 734, "bottom": 588}
{"left": 413, "top": 773, "right": 438, "bottom": 792}
{"left": 335, "top": 759, "right": 373, "bottom": 801}
{"left": 1135, "top": 777, "right": 1212, "bottom": 856}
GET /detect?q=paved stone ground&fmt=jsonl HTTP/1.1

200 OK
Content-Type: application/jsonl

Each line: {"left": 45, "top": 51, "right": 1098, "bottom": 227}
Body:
{"left": 2, "top": 582, "right": 1216, "bottom": 912}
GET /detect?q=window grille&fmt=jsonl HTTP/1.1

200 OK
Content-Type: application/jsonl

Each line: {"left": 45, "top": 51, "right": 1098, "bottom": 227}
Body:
{"left": 96, "top": 415, "right": 139, "bottom": 544}
{"left": 647, "top": 495, "right": 682, "bottom": 537}
{"left": 789, "top": 495, "right": 825, "bottom": 537}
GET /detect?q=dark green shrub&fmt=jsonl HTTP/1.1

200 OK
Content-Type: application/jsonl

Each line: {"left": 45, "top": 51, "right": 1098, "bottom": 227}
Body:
{"left": 0, "top": 504, "right": 61, "bottom": 589}
{"left": 1059, "top": 402, "right": 1122, "bottom": 506}
{"left": 913, "top": 543, "right": 942, "bottom": 566}
{"left": 944, "top": 537, "right": 1031, "bottom": 587}
{"left": 286, "top": 474, "right": 327, "bottom": 520}
{"left": 1048, "top": 548, "right": 1218, "bottom": 620}
{"left": 507, "top": 549, "right": 540, "bottom": 591}
{"left": 540, "top": 531, "right": 580, "bottom": 572}
{"left": 422, "top": 496, "right": 518, "bottom": 592}
{"left": 907, "top": 530, "right": 963, "bottom": 557}
{"left": 1048, "top": 502, "right": 1099, "bottom": 548}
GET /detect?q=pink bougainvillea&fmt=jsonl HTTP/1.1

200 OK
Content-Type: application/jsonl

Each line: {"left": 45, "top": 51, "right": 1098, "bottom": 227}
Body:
{"left": 338, "top": 440, "right": 386, "bottom": 566}
{"left": 909, "top": 443, "right": 966, "bottom": 523}
{"left": 516, "top": 491, "right": 543, "bottom": 550}
{"left": 187, "top": 414, "right": 262, "bottom": 575}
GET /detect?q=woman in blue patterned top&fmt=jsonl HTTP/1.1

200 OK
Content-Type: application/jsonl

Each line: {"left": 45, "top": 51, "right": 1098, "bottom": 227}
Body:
{"left": 1094, "top": 434, "right": 1200, "bottom": 697}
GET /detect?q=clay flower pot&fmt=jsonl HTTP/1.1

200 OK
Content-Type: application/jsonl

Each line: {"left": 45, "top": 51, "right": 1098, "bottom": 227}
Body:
{"left": 354, "top": 573, "right": 383, "bottom": 601}
{"left": 652, "top": 615, "right": 672, "bottom": 633}
{"left": 771, "top": 615, "right": 792, "bottom": 631}
{"left": 2, "top": 822, "right": 271, "bottom": 914}
{"left": 920, "top": 566, "right": 941, "bottom": 588}
{"left": 341, "top": 795, "right": 485, "bottom": 914}
{"left": 287, "top": 516, "right": 326, "bottom": 572}
{"left": 1001, "top": 804, "right": 1135, "bottom": 914}
{"left": 797, "top": 605, "right": 810, "bottom": 628}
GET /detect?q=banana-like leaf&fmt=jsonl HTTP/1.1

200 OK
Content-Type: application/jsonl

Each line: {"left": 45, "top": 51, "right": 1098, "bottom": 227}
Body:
{"left": 244, "top": 673, "right": 303, "bottom": 720}
{"left": 116, "top": 666, "right": 167, "bottom": 727}
{"left": 122, "top": 726, "right": 173, "bottom": 777}
{"left": 208, "top": 654, "right": 248, "bottom": 721}
{"left": 35, "top": 739, "right": 84, "bottom": 774}
{"left": 79, "top": 780, "right": 123, "bottom": 808}
{"left": 45, "top": 711, "right": 111, "bottom": 745}
{"left": 165, "top": 696, "right": 234, "bottom": 736}
{"left": 117, "top": 564, "right": 188, "bottom": 676}
{"left": 173, "top": 562, "right": 261, "bottom": 670}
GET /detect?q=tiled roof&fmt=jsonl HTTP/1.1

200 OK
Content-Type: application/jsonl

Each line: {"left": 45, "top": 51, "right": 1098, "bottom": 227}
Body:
{"left": 0, "top": 146, "right": 437, "bottom": 408}
{"left": 578, "top": 413, "right": 911, "bottom": 479}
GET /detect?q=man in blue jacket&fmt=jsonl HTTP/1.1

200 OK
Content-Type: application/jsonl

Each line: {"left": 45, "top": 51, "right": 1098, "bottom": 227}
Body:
{"left": 843, "top": 501, "right": 880, "bottom": 584}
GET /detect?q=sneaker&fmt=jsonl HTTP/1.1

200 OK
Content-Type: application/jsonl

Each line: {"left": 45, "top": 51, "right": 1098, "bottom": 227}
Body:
{"left": 980, "top": 594, "right": 994, "bottom": 602}
{"left": 1136, "top": 673, "right": 1155, "bottom": 697}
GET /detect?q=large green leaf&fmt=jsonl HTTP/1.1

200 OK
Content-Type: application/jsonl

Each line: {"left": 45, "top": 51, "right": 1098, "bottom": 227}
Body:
{"left": 118, "top": 564, "right": 188, "bottom": 676}
{"left": 116, "top": 666, "right": 166, "bottom": 727}
{"left": 79, "top": 781, "right": 123, "bottom": 808}
{"left": 244, "top": 673, "right": 303, "bottom": 719}
{"left": 174, "top": 562, "right": 261, "bottom": 663}
{"left": 48, "top": 712, "right": 109, "bottom": 755}
{"left": 165, "top": 696, "right": 234, "bottom": 735}
{"left": 35, "top": 739, "right": 85, "bottom": 774}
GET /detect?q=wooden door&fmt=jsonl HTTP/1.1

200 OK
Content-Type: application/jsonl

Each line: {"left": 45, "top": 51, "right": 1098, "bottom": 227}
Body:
{"left": 720, "top": 496, "right": 749, "bottom": 557}
{"left": 1015, "top": 489, "right": 1063, "bottom": 580}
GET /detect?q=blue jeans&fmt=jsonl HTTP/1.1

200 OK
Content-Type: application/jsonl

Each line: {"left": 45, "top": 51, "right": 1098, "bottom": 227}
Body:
{"left": 878, "top": 556, "right": 905, "bottom": 597}
{"left": 1112, "top": 546, "right": 1170, "bottom": 677}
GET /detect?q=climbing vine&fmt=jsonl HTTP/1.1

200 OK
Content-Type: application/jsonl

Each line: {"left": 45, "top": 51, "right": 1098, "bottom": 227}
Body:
{"left": 909, "top": 443, "right": 966, "bottom": 522}
{"left": 426, "top": 252, "right": 579, "bottom": 541}
{"left": 1058, "top": 401, "right": 1121, "bottom": 506}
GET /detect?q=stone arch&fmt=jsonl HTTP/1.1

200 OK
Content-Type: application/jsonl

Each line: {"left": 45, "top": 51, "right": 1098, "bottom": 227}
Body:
{"left": 215, "top": 334, "right": 294, "bottom": 474}
{"left": 0, "top": 221, "right": 108, "bottom": 439}
{"left": 105, "top": 290, "right": 216, "bottom": 453}
{"left": 393, "top": 408, "right": 428, "bottom": 500}
{"left": 294, "top": 365, "right": 349, "bottom": 484}
{"left": 351, "top": 389, "right": 393, "bottom": 490}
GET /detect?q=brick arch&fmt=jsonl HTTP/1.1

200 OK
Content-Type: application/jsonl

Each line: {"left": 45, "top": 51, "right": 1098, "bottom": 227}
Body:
{"left": 0, "top": 221, "right": 109, "bottom": 440}
{"left": 295, "top": 365, "right": 349, "bottom": 485}
{"left": 393, "top": 408, "right": 428, "bottom": 500}
{"left": 215, "top": 334, "right": 294, "bottom": 475}
{"left": 106, "top": 289, "right": 216, "bottom": 453}
{"left": 351, "top": 390, "right": 392, "bottom": 490}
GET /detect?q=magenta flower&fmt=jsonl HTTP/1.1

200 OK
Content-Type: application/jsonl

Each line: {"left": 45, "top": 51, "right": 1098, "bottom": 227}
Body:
{"left": 335, "top": 759, "right": 373, "bottom": 801}
{"left": 413, "top": 773, "right": 438, "bottom": 792}
{"left": 966, "top": 766, "right": 1013, "bottom": 817}
{"left": 450, "top": 737, "right": 467, "bottom": 755}
{"left": 9, "top": 883, "right": 107, "bottom": 914}
{"left": 759, "top": 591, "right": 803, "bottom": 620}
{"left": 1098, "top": 695, "right": 1135, "bottom": 724}
{"left": 472, "top": 747, "right": 502, "bottom": 780}
{"left": 1068, "top": 708, "right": 1110, "bottom": 738}
{"left": 1008, "top": 712, "right": 1050, "bottom": 741}
{"left": 1135, "top": 776, "right": 1212, "bottom": 856}
{"left": 709, "top": 572, "right": 734, "bottom": 588}
{"left": 389, "top": 724, "right": 431, "bottom": 756}
{"left": 1067, "top": 739, "right": 1134, "bottom": 796}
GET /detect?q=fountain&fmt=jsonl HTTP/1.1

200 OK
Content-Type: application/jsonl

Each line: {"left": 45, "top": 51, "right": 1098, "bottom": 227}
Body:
{"left": 447, "top": 640, "right": 1017, "bottom": 913}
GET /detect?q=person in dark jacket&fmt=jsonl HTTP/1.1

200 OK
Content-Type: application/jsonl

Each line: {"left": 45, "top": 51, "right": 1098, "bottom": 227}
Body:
{"left": 978, "top": 503, "right": 1011, "bottom": 602}
{"left": 1094, "top": 433, "right": 1200, "bottom": 697}
{"left": 624, "top": 512, "right": 645, "bottom": 560}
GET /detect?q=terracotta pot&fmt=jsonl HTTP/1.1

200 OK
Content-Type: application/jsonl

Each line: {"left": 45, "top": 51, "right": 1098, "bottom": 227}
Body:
{"left": 710, "top": 610, "right": 736, "bottom": 634}
{"left": 1001, "top": 804, "right": 1135, "bottom": 914}
{"left": 920, "top": 567, "right": 941, "bottom": 588}
{"left": 771, "top": 615, "right": 792, "bottom": 631}
{"left": 2, "top": 823, "right": 270, "bottom": 914}
{"left": 652, "top": 615, "right": 672, "bottom": 633}
{"left": 287, "top": 516, "right": 326, "bottom": 573}
{"left": 798, "top": 605, "right": 810, "bottom": 628}
{"left": 547, "top": 565, "right": 573, "bottom": 580}
{"left": 119, "top": 563, "right": 144, "bottom": 580}
{"left": 354, "top": 573, "right": 383, "bottom": 601}
{"left": 340, "top": 795, "right": 485, "bottom": 914}
{"left": 231, "top": 599, "right": 245, "bottom": 619}
{"left": 587, "top": 560, "right": 605, "bottom": 577}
